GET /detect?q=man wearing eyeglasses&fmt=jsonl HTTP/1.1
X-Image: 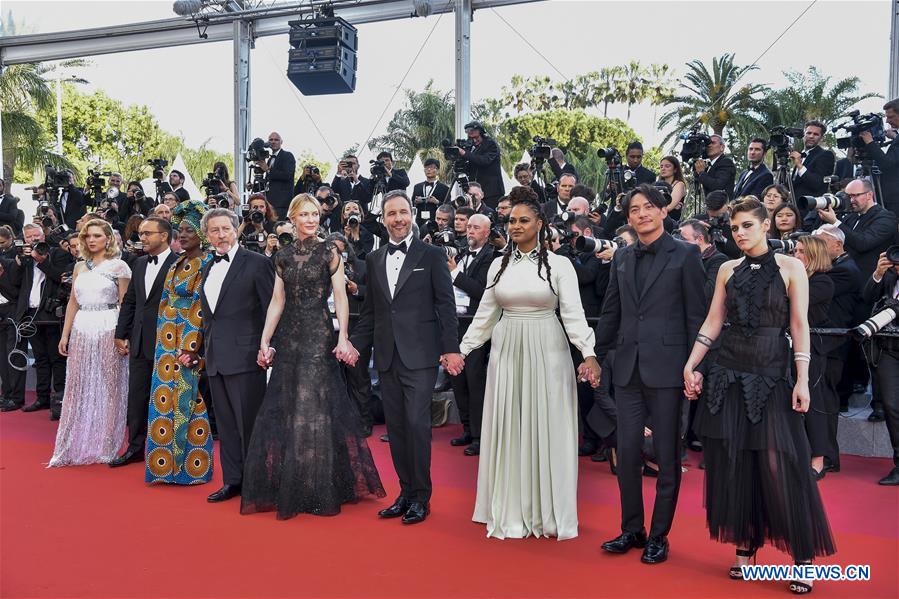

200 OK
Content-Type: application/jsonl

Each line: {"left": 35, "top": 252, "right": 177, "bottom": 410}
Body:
{"left": 111, "top": 216, "right": 178, "bottom": 467}
{"left": 693, "top": 135, "right": 736, "bottom": 199}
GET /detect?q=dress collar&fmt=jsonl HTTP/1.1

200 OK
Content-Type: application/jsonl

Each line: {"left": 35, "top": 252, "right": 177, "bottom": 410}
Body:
{"left": 512, "top": 247, "right": 539, "bottom": 263}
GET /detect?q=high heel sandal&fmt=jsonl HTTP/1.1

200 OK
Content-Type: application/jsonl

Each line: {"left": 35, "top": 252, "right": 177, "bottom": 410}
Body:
{"left": 729, "top": 548, "right": 756, "bottom": 580}
{"left": 789, "top": 562, "right": 814, "bottom": 594}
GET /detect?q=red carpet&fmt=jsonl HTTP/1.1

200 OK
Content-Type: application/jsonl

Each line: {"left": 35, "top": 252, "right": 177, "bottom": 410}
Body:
{"left": 2, "top": 403, "right": 897, "bottom": 598}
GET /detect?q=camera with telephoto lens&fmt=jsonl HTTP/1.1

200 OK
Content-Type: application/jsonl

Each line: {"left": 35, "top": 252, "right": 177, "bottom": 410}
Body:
{"left": 240, "top": 230, "right": 267, "bottom": 253}
{"left": 489, "top": 223, "right": 506, "bottom": 243}
{"left": 241, "top": 205, "right": 265, "bottom": 225}
{"left": 346, "top": 213, "right": 361, "bottom": 227}
{"left": 46, "top": 224, "right": 70, "bottom": 247}
{"left": 441, "top": 138, "right": 474, "bottom": 161}
{"left": 96, "top": 197, "right": 118, "bottom": 222}
{"left": 768, "top": 238, "right": 797, "bottom": 254}
{"left": 679, "top": 125, "right": 712, "bottom": 162}
{"left": 244, "top": 137, "right": 271, "bottom": 162}
{"left": 706, "top": 214, "right": 730, "bottom": 245}
{"left": 596, "top": 146, "right": 621, "bottom": 163}
{"left": 277, "top": 232, "right": 294, "bottom": 247}
{"left": 432, "top": 229, "right": 461, "bottom": 258}
{"left": 851, "top": 298, "right": 899, "bottom": 341}
{"left": 530, "top": 136, "right": 556, "bottom": 163}
{"left": 836, "top": 110, "right": 886, "bottom": 152}
{"left": 305, "top": 164, "right": 320, "bottom": 175}
{"left": 885, "top": 245, "right": 899, "bottom": 265}
{"left": 318, "top": 191, "right": 338, "bottom": 209}
{"left": 42, "top": 271, "right": 73, "bottom": 319}
{"left": 127, "top": 240, "right": 145, "bottom": 257}
{"left": 576, "top": 236, "right": 623, "bottom": 255}
{"left": 209, "top": 192, "right": 231, "bottom": 209}
{"left": 796, "top": 192, "right": 851, "bottom": 213}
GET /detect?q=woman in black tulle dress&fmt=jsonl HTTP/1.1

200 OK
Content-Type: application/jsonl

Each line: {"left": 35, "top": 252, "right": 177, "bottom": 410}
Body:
{"left": 241, "top": 194, "right": 385, "bottom": 519}
{"left": 683, "top": 199, "right": 835, "bottom": 595}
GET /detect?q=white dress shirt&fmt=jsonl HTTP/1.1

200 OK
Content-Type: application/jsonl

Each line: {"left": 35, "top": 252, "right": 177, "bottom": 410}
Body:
{"left": 203, "top": 243, "right": 239, "bottom": 312}
{"left": 29, "top": 263, "right": 45, "bottom": 309}
{"left": 144, "top": 248, "right": 172, "bottom": 295}
{"left": 386, "top": 232, "right": 414, "bottom": 298}
{"left": 451, "top": 243, "right": 485, "bottom": 314}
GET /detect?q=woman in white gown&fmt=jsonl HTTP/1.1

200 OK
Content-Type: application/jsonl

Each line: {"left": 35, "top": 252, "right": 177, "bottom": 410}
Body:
{"left": 459, "top": 194, "right": 600, "bottom": 540}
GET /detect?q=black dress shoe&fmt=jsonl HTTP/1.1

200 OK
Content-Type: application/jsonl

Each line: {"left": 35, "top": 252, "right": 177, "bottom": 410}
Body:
{"left": 22, "top": 400, "right": 50, "bottom": 413}
{"left": 109, "top": 449, "right": 144, "bottom": 467}
{"left": 811, "top": 467, "right": 826, "bottom": 481}
{"left": 642, "top": 464, "right": 659, "bottom": 478}
{"left": 578, "top": 439, "right": 598, "bottom": 456}
{"left": 401, "top": 502, "right": 429, "bottom": 524}
{"left": 641, "top": 536, "right": 669, "bottom": 564}
{"left": 601, "top": 529, "right": 647, "bottom": 554}
{"left": 463, "top": 440, "right": 480, "bottom": 456}
{"left": 378, "top": 496, "right": 410, "bottom": 518}
{"left": 878, "top": 467, "right": 899, "bottom": 486}
{"left": 207, "top": 484, "right": 242, "bottom": 503}
{"left": 450, "top": 433, "right": 472, "bottom": 447}
{"left": 0, "top": 399, "right": 23, "bottom": 412}
{"left": 868, "top": 409, "right": 885, "bottom": 422}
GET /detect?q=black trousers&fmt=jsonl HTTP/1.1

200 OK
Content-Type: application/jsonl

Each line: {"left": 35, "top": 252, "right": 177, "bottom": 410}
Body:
{"left": 0, "top": 305, "right": 26, "bottom": 406}
{"left": 615, "top": 368, "right": 683, "bottom": 538}
{"left": 450, "top": 343, "right": 488, "bottom": 439}
{"left": 208, "top": 370, "right": 267, "bottom": 485}
{"left": 125, "top": 356, "right": 154, "bottom": 454}
{"left": 379, "top": 349, "right": 437, "bottom": 503}
{"left": 589, "top": 355, "right": 617, "bottom": 447}
{"left": 875, "top": 348, "right": 899, "bottom": 467}
{"left": 806, "top": 353, "right": 840, "bottom": 460}
{"left": 345, "top": 342, "right": 373, "bottom": 429}
{"left": 28, "top": 317, "right": 65, "bottom": 403}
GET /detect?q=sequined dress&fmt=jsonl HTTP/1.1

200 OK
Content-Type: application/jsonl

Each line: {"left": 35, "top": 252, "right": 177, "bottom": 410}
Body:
{"left": 240, "top": 238, "right": 385, "bottom": 519}
{"left": 49, "top": 259, "right": 131, "bottom": 467}
{"left": 145, "top": 252, "right": 214, "bottom": 484}
{"left": 695, "top": 251, "right": 835, "bottom": 560}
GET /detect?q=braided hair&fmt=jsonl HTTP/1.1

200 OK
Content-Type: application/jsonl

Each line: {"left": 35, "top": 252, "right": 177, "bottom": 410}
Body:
{"left": 487, "top": 196, "right": 557, "bottom": 295}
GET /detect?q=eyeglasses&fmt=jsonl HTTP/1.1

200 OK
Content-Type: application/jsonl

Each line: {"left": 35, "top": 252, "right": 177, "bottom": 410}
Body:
{"left": 138, "top": 230, "right": 163, "bottom": 237}
{"left": 847, "top": 191, "right": 870, "bottom": 199}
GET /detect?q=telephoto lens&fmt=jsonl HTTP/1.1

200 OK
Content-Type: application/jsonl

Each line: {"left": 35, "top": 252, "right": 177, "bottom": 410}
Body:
{"left": 574, "top": 235, "right": 598, "bottom": 254}
{"left": 851, "top": 305, "right": 899, "bottom": 341}
{"left": 797, "top": 193, "right": 850, "bottom": 213}
{"left": 768, "top": 238, "right": 797, "bottom": 254}
{"left": 347, "top": 214, "right": 361, "bottom": 226}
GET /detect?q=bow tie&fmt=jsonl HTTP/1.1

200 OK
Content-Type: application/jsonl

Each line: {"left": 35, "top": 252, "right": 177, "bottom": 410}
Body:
{"left": 634, "top": 244, "right": 657, "bottom": 259}
{"left": 147, "top": 255, "right": 158, "bottom": 265}
{"left": 388, "top": 241, "right": 407, "bottom": 255}
{"left": 213, "top": 253, "right": 230, "bottom": 263}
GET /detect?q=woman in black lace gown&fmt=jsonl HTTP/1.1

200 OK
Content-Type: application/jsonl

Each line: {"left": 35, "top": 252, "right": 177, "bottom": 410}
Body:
{"left": 684, "top": 199, "right": 835, "bottom": 595}
{"left": 241, "top": 194, "right": 385, "bottom": 519}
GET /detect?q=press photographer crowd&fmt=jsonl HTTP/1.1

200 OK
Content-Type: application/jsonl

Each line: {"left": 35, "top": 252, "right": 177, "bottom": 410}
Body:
{"left": 1, "top": 97, "right": 898, "bottom": 583}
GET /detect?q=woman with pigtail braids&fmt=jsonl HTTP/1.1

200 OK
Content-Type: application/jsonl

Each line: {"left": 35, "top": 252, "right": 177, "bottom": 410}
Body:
{"left": 459, "top": 194, "right": 600, "bottom": 540}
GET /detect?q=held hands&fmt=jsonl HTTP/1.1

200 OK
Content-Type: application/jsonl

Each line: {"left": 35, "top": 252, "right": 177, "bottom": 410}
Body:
{"left": 683, "top": 367, "right": 704, "bottom": 400}
{"left": 114, "top": 338, "right": 129, "bottom": 357}
{"left": 333, "top": 337, "right": 360, "bottom": 367}
{"left": 177, "top": 350, "right": 200, "bottom": 369}
{"left": 441, "top": 353, "right": 465, "bottom": 376}
{"left": 577, "top": 357, "right": 601, "bottom": 388}
{"left": 792, "top": 380, "right": 811, "bottom": 413}
{"left": 257, "top": 344, "right": 276, "bottom": 369}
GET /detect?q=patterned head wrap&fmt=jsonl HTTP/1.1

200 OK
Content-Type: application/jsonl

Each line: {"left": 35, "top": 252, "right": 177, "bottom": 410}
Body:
{"left": 171, "top": 199, "right": 209, "bottom": 246}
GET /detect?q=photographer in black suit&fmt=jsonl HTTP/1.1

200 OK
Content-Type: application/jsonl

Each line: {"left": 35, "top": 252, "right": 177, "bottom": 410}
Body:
{"left": 595, "top": 184, "right": 706, "bottom": 564}
{"left": 791, "top": 120, "right": 836, "bottom": 210}
{"left": 331, "top": 155, "right": 372, "bottom": 210}
{"left": 514, "top": 163, "right": 547, "bottom": 204}
{"left": 168, "top": 170, "right": 190, "bottom": 203}
{"left": 625, "top": 142, "right": 658, "bottom": 186}
{"left": 549, "top": 148, "right": 579, "bottom": 181}
{"left": 860, "top": 98, "right": 899, "bottom": 213}
{"left": 734, "top": 138, "right": 774, "bottom": 199}
{"left": 377, "top": 151, "right": 411, "bottom": 194}
{"left": 694, "top": 135, "right": 736, "bottom": 198}
{"left": 258, "top": 132, "right": 296, "bottom": 219}
{"left": 0, "top": 178, "right": 25, "bottom": 237}
{"left": 541, "top": 173, "right": 577, "bottom": 221}
{"left": 458, "top": 122, "right": 504, "bottom": 208}
{"left": 0, "top": 227, "right": 28, "bottom": 412}
{"left": 447, "top": 214, "right": 496, "bottom": 456}
{"left": 315, "top": 185, "right": 343, "bottom": 234}
{"left": 350, "top": 191, "right": 461, "bottom": 525}
{"left": 111, "top": 216, "right": 178, "bottom": 466}
{"left": 12, "top": 223, "right": 76, "bottom": 417}
{"left": 412, "top": 158, "right": 450, "bottom": 230}
{"left": 200, "top": 208, "right": 276, "bottom": 502}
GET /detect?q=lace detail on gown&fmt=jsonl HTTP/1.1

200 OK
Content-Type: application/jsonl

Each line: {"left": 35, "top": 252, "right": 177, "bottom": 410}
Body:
{"left": 241, "top": 238, "right": 384, "bottom": 519}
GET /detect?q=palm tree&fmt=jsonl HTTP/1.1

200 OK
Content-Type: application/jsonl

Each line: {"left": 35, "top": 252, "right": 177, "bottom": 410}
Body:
{"left": 658, "top": 53, "right": 768, "bottom": 147}
{"left": 368, "top": 81, "right": 455, "bottom": 166}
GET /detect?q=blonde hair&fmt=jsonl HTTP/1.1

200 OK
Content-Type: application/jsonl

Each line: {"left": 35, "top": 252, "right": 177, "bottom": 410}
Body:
{"left": 287, "top": 193, "right": 320, "bottom": 220}
{"left": 78, "top": 218, "right": 120, "bottom": 260}
{"left": 797, "top": 235, "right": 831, "bottom": 277}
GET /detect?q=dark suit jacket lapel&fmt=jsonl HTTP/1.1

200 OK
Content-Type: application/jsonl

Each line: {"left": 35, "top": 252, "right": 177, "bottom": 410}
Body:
{"left": 624, "top": 248, "right": 639, "bottom": 305}
{"left": 216, "top": 247, "right": 246, "bottom": 310}
{"left": 639, "top": 234, "right": 674, "bottom": 301}
{"left": 393, "top": 238, "right": 426, "bottom": 298}
{"left": 147, "top": 252, "right": 178, "bottom": 301}
{"left": 375, "top": 246, "right": 391, "bottom": 304}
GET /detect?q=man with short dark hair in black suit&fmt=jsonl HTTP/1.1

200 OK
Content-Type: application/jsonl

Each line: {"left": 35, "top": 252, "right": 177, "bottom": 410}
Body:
{"left": 48, "top": 172, "right": 86, "bottom": 231}
{"left": 412, "top": 158, "right": 450, "bottom": 230}
{"left": 332, "top": 154, "right": 372, "bottom": 210}
{"left": 258, "top": 131, "right": 296, "bottom": 219}
{"left": 458, "top": 121, "right": 504, "bottom": 208}
{"left": 595, "top": 183, "right": 706, "bottom": 564}
{"left": 694, "top": 135, "right": 737, "bottom": 198}
{"left": 200, "top": 208, "right": 275, "bottom": 503}
{"left": 791, "top": 120, "right": 836, "bottom": 212}
{"left": 111, "top": 216, "right": 178, "bottom": 466}
{"left": 549, "top": 148, "right": 579, "bottom": 181}
{"left": 514, "top": 163, "right": 547, "bottom": 204}
{"left": 860, "top": 98, "right": 899, "bottom": 214}
{"left": 377, "top": 151, "right": 411, "bottom": 194}
{"left": 351, "top": 190, "right": 461, "bottom": 525}
{"left": 734, "top": 138, "right": 774, "bottom": 199}
{"left": 168, "top": 170, "right": 191, "bottom": 203}
{"left": 541, "top": 173, "right": 577, "bottom": 221}
{"left": 625, "top": 142, "right": 658, "bottom": 186}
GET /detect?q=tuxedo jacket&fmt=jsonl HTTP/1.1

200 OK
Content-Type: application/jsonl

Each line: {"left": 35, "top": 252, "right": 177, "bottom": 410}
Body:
{"left": 862, "top": 268, "right": 899, "bottom": 309}
{"left": 549, "top": 160, "right": 579, "bottom": 182}
{"left": 12, "top": 248, "right": 75, "bottom": 321}
{"left": 412, "top": 181, "right": 450, "bottom": 205}
{"left": 264, "top": 150, "right": 297, "bottom": 213}
{"left": 330, "top": 175, "right": 372, "bottom": 210}
{"left": 53, "top": 187, "right": 87, "bottom": 230}
{"left": 792, "top": 145, "right": 835, "bottom": 201}
{"left": 865, "top": 139, "right": 899, "bottom": 213}
{"left": 386, "top": 169, "right": 410, "bottom": 193}
{"left": 452, "top": 246, "right": 498, "bottom": 335}
{"left": 698, "top": 155, "right": 737, "bottom": 198}
{"left": 115, "top": 251, "right": 179, "bottom": 359}
{"left": 0, "top": 194, "right": 24, "bottom": 236}
{"left": 199, "top": 247, "right": 275, "bottom": 376}
{"left": 826, "top": 254, "right": 864, "bottom": 328}
{"left": 351, "top": 236, "right": 459, "bottom": 371}
{"left": 631, "top": 165, "right": 658, "bottom": 185}
{"left": 733, "top": 163, "right": 774, "bottom": 199}
{"left": 172, "top": 187, "right": 190, "bottom": 203}
{"left": 466, "top": 137, "right": 505, "bottom": 204}
{"left": 838, "top": 204, "right": 898, "bottom": 278}
{"left": 594, "top": 233, "right": 706, "bottom": 388}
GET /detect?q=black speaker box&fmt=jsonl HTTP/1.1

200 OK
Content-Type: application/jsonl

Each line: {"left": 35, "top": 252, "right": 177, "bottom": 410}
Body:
{"left": 287, "top": 49, "right": 357, "bottom": 95}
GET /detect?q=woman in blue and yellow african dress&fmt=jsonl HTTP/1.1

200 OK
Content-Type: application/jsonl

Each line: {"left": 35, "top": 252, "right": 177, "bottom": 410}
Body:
{"left": 145, "top": 200, "right": 214, "bottom": 485}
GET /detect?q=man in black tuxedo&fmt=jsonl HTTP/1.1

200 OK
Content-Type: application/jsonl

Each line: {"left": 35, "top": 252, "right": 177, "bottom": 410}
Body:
{"left": 514, "top": 163, "right": 547, "bottom": 203}
{"left": 860, "top": 98, "right": 899, "bottom": 214}
{"left": 258, "top": 132, "right": 296, "bottom": 219}
{"left": 458, "top": 121, "right": 504, "bottom": 208}
{"left": 412, "top": 158, "right": 450, "bottom": 230}
{"left": 200, "top": 208, "right": 275, "bottom": 502}
{"left": 13, "top": 223, "right": 75, "bottom": 416}
{"left": 111, "top": 216, "right": 178, "bottom": 466}
{"left": 55, "top": 172, "right": 87, "bottom": 230}
{"left": 694, "top": 135, "right": 736, "bottom": 198}
{"left": 733, "top": 138, "right": 774, "bottom": 199}
{"left": 595, "top": 184, "right": 706, "bottom": 564}
{"left": 678, "top": 219, "right": 728, "bottom": 306}
{"left": 168, "top": 170, "right": 191, "bottom": 203}
{"left": 465, "top": 182, "right": 495, "bottom": 220}
{"left": 0, "top": 228, "right": 27, "bottom": 412}
{"left": 0, "top": 178, "right": 25, "bottom": 237}
{"left": 377, "top": 151, "right": 411, "bottom": 194}
{"left": 541, "top": 173, "right": 577, "bottom": 221}
{"left": 791, "top": 120, "right": 836, "bottom": 211}
{"left": 351, "top": 191, "right": 461, "bottom": 525}
{"left": 549, "top": 148, "right": 579, "bottom": 181}
{"left": 625, "top": 142, "right": 658, "bottom": 186}
{"left": 331, "top": 155, "right": 372, "bottom": 210}
{"left": 447, "top": 214, "right": 496, "bottom": 456}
